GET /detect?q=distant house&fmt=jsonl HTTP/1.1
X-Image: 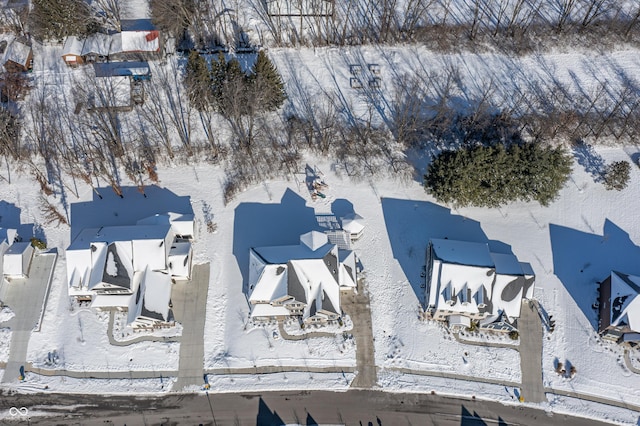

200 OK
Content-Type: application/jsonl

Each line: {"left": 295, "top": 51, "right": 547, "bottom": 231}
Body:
{"left": 425, "top": 238, "right": 535, "bottom": 331}
{"left": 81, "top": 33, "right": 113, "bottom": 63}
{"left": 110, "top": 19, "right": 160, "bottom": 60}
{"left": 598, "top": 271, "right": 640, "bottom": 344}
{"left": 248, "top": 231, "right": 357, "bottom": 325}
{"left": 61, "top": 36, "right": 84, "bottom": 66}
{"left": 66, "top": 212, "right": 194, "bottom": 329}
{"left": 3, "top": 39, "right": 32, "bottom": 72}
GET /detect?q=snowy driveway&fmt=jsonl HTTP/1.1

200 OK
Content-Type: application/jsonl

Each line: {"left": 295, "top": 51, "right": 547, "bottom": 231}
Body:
{"left": 1, "top": 252, "right": 56, "bottom": 383}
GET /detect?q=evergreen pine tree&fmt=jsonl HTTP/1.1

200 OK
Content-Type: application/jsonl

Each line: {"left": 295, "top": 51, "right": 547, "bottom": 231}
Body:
{"left": 185, "top": 50, "right": 211, "bottom": 111}
{"left": 250, "top": 50, "right": 287, "bottom": 112}
{"left": 424, "top": 143, "right": 572, "bottom": 208}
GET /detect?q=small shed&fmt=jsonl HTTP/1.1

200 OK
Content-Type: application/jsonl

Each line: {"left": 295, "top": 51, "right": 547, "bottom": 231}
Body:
{"left": 3, "top": 39, "right": 32, "bottom": 72}
{"left": 3, "top": 241, "right": 34, "bottom": 278}
{"left": 61, "top": 36, "right": 84, "bottom": 66}
{"left": 341, "top": 213, "right": 365, "bottom": 241}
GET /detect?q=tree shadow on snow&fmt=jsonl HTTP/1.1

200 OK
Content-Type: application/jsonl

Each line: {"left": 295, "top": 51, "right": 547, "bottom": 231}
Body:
{"left": 0, "top": 201, "right": 45, "bottom": 243}
{"left": 573, "top": 141, "right": 606, "bottom": 183}
{"left": 233, "top": 189, "right": 321, "bottom": 294}
{"left": 69, "top": 185, "right": 193, "bottom": 241}
{"left": 382, "top": 198, "right": 493, "bottom": 306}
{"left": 550, "top": 219, "right": 640, "bottom": 330}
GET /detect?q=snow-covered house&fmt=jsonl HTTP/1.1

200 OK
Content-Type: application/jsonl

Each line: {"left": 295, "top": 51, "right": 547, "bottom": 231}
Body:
{"left": 248, "top": 231, "right": 357, "bottom": 325}
{"left": 81, "top": 33, "right": 113, "bottom": 63}
{"left": 3, "top": 39, "right": 31, "bottom": 72}
{"left": 425, "top": 238, "right": 535, "bottom": 330}
{"left": 109, "top": 20, "right": 160, "bottom": 60}
{"left": 598, "top": 271, "right": 640, "bottom": 343}
{"left": 61, "top": 36, "right": 85, "bottom": 66}
{"left": 66, "top": 213, "right": 193, "bottom": 328}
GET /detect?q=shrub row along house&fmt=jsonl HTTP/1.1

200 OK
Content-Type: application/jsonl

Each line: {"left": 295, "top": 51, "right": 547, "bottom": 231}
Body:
{"left": 66, "top": 212, "right": 193, "bottom": 329}
{"left": 425, "top": 238, "right": 535, "bottom": 332}
{"left": 248, "top": 231, "right": 357, "bottom": 325}
{"left": 598, "top": 271, "right": 640, "bottom": 344}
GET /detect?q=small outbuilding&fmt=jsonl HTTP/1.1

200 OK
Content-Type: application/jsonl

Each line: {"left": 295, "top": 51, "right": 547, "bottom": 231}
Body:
{"left": 3, "top": 241, "right": 34, "bottom": 278}
{"left": 3, "top": 39, "right": 32, "bottom": 72}
{"left": 341, "top": 213, "right": 365, "bottom": 241}
{"left": 61, "top": 36, "right": 85, "bottom": 66}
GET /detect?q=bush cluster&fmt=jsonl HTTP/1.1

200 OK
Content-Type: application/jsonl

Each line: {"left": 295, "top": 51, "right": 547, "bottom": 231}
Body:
{"left": 424, "top": 143, "right": 573, "bottom": 208}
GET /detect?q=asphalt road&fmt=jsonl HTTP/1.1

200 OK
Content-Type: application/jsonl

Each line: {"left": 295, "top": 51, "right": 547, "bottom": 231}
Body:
{"left": 0, "top": 389, "right": 615, "bottom": 426}
{"left": 0, "top": 253, "right": 56, "bottom": 384}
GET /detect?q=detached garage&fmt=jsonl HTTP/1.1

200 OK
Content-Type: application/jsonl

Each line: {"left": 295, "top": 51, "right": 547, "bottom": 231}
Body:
{"left": 3, "top": 241, "right": 34, "bottom": 278}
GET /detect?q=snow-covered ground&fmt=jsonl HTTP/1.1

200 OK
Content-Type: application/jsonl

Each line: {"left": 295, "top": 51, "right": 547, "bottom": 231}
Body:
{"left": 205, "top": 371, "right": 354, "bottom": 393}
{"left": 0, "top": 327, "right": 11, "bottom": 363}
{"left": 27, "top": 272, "right": 180, "bottom": 372}
{"left": 379, "top": 370, "right": 640, "bottom": 426}
{"left": 1, "top": 34, "right": 640, "bottom": 424}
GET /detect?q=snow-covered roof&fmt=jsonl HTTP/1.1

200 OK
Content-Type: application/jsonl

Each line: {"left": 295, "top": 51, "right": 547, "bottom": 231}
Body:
{"left": 341, "top": 213, "right": 364, "bottom": 235}
{"left": 91, "top": 293, "right": 132, "bottom": 309}
{"left": 249, "top": 262, "right": 288, "bottom": 303}
{"left": 250, "top": 303, "right": 290, "bottom": 318}
{"left": 249, "top": 232, "right": 349, "bottom": 319}
{"left": 430, "top": 239, "right": 494, "bottom": 267}
{"left": 4, "top": 39, "right": 30, "bottom": 67}
{"left": 0, "top": 227, "right": 17, "bottom": 245}
{"left": 81, "top": 33, "right": 113, "bottom": 56}
{"left": 62, "top": 36, "right": 84, "bottom": 57}
{"left": 168, "top": 241, "right": 191, "bottom": 278}
{"left": 115, "top": 29, "right": 159, "bottom": 53}
{"left": 66, "top": 224, "right": 172, "bottom": 291}
{"left": 3, "top": 241, "right": 32, "bottom": 276}
{"left": 128, "top": 267, "right": 172, "bottom": 324}
{"left": 300, "top": 230, "right": 328, "bottom": 251}
{"left": 609, "top": 271, "right": 640, "bottom": 333}
{"left": 427, "top": 238, "right": 535, "bottom": 322}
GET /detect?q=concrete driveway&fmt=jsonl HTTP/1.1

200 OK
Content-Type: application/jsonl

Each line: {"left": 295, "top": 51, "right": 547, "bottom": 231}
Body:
{"left": 1, "top": 252, "right": 57, "bottom": 383}
{"left": 519, "top": 300, "right": 546, "bottom": 403}
{"left": 341, "top": 281, "right": 377, "bottom": 388}
{"left": 172, "top": 262, "right": 210, "bottom": 390}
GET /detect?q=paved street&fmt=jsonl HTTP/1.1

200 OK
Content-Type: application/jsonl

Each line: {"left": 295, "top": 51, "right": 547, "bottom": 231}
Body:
{"left": 0, "top": 252, "right": 57, "bottom": 383}
{"left": 341, "top": 281, "right": 377, "bottom": 388}
{"left": 0, "top": 389, "right": 615, "bottom": 426}
{"left": 519, "top": 300, "right": 546, "bottom": 403}
{"left": 173, "top": 263, "right": 210, "bottom": 390}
